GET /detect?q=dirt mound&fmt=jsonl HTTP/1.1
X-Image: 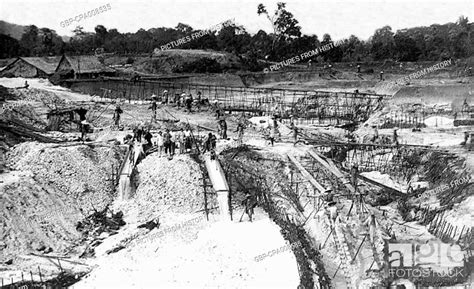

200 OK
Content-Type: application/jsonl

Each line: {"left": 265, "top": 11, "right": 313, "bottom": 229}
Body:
{"left": 6, "top": 143, "right": 122, "bottom": 209}
{"left": 131, "top": 49, "right": 241, "bottom": 74}
{"left": 0, "top": 142, "right": 125, "bottom": 263}
{"left": 126, "top": 154, "right": 204, "bottom": 223}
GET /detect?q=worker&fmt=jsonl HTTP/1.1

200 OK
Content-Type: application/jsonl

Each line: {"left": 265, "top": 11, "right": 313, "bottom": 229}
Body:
{"left": 150, "top": 95, "right": 157, "bottom": 121}
{"left": 461, "top": 132, "right": 469, "bottom": 146}
{"left": 75, "top": 107, "right": 88, "bottom": 131}
{"left": 350, "top": 164, "right": 359, "bottom": 193}
{"left": 184, "top": 128, "right": 192, "bottom": 152}
{"left": 380, "top": 70, "right": 384, "bottom": 81}
{"left": 268, "top": 127, "right": 276, "bottom": 146}
{"left": 235, "top": 122, "right": 245, "bottom": 145}
{"left": 371, "top": 125, "right": 379, "bottom": 143}
{"left": 393, "top": 127, "right": 399, "bottom": 146}
{"left": 290, "top": 121, "right": 298, "bottom": 145}
{"left": 178, "top": 93, "right": 186, "bottom": 108}
{"left": 144, "top": 128, "right": 153, "bottom": 145}
{"left": 203, "top": 133, "right": 216, "bottom": 152}
{"left": 76, "top": 107, "right": 87, "bottom": 122}
{"left": 364, "top": 214, "right": 377, "bottom": 243}
{"left": 218, "top": 119, "right": 227, "bottom": 139}
{"left": 325, "top": 186, "right": 335, "bottom": 204}
{"left": 169, "top": 130, "right": 176, "bottom": 156}
{"left": 195, "top": 91, "right": 202, "bottom": 111}
{"left": 215, "top": 102, "right": 223, "bottom": 119}
{"left": 273, "top": 118, "right": 280, "bottom": 141}
{"left": 241, "top": 191, "right": 257, "bottom": 222}
{"left": 210, "top": 133, "right": 217, "bottom": 150}
{"left": 328, "top": 204, "right": 338, "bottom": 223}
{"left": 156, "top": 131, "right": 164, "bottom": 156}
{"left": 357, "top": 64, "right": 361, "bottom": 73}
{"left": 325, "top": 186, "right": 338, "bottom": 223}
{"left": 185, "top": 93, "right": 193, "bottom": 112}
{"left": 163, "top": 129, "right": 172, "bottom": 157}
{"left": 203, "top": 133, "right": 211, "bottom": 152}
{"left": 162, "top": 90, "right": 169, "bottom": 104}
{"left": 134, "top": 125, "right": 144, "bottom": 142}
{"left": 461, "top": 98, "right": 470, "bottom": 115}
{"left": 113, "top": 105, "right": 123, "bottom": 127}
{"left": 143, "top": 129, "right": 153, "bottom": 152}
{"left": 123, "top": 134, "right": 133, "bottom": 145}
{"left": 176, "top": 128, "right": 185, "bottom": 154}
{"left": 24, "top": 80, "right": 29, "bottom": 89}
{"left": 210, "top": 148, "right": 217, "bottom": 160}
{"left": 80, "top": 119, "right": 89, "bottom": 143}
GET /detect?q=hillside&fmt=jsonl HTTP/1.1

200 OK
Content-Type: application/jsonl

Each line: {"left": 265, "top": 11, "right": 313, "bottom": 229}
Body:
{"left": 0, "top": 20, "right": 26, "bottom": 40}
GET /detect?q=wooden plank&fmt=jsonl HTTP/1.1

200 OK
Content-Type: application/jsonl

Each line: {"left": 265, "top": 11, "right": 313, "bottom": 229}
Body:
{"left": 339, "top": 167, "right": 406, "bottom": 197}
{"left": 287, "top": 154, "right": 326, "bottom": 194}
{"left": 307, "top": 149, "right": 356, "bottom": 193}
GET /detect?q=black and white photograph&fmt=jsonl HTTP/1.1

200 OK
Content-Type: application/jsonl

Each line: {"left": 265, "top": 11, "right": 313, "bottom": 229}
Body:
{"left": 0, "top": 0, "right": 473, "bottom": 288}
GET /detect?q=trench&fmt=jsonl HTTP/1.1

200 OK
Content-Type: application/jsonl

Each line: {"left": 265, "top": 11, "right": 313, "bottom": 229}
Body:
{"left": 221, "top": 146, "right": 331, "bottom": 289}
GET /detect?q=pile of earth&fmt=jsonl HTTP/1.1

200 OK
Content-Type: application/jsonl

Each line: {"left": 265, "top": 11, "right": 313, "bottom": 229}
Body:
{"left": 125, "top": 153, "right": 205, "bottom": 223}
{"left": 130, "top": 49, "right": 242, "bottom": 74}
{"left": 0, "top": 142, "right": 126, "bottom": 261}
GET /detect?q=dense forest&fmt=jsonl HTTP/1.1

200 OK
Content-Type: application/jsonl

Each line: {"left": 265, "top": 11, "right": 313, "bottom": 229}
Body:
{"left": 0, "top": 2, "right": 472, "bottom": 71}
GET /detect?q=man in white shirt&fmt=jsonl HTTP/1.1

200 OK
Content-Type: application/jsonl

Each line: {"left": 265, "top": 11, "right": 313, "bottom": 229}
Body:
{"left": 156, "top": 131, "right": 164, "bottom": 156}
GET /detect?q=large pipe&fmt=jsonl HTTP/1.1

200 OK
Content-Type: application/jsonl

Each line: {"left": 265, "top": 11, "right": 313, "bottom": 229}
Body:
{"left": 204, "top": 155, "right": 231, "bottom": 221}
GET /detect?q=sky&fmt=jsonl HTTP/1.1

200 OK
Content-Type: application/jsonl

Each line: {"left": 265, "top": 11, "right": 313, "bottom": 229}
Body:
{"left": 0, "top": 0, "right": 472, "bottom": 40}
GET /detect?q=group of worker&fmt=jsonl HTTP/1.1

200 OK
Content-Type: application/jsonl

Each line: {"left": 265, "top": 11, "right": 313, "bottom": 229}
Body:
{"left": 368, "top": 125, "right": 400, "bottom": 146}
{"left": 148, "top": 91, "right": 208, "bottom": 118}
{"left": 154, "top": 128, "right": 195, "bottom": 157}
{"left": 263, "top": 116, "right": 299, "bottom": 146}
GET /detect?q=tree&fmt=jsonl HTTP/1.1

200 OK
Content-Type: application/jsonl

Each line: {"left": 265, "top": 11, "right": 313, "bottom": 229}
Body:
{"left": 370, "top": 26, "right": 395, "bottom": 60}
{"left": 217, "top": 23, "right": 251, "bottom": 54}
{"left": 319, "top": 34, "right": 343, "bottom": 62}
{"left": 257, "top": 2, "right": 301, "bottom": 55}
{"left": 19, "top": 25, "right": 39, "bottom": 56}
{"left": 94, "top": 25, "right": 108, "bottom": 47}
{"left": 0, "top": 34, "right": 20, "bottom": 58}
{"left": 394, "top": 31, "right": 421, "bottom": 61}
{"left": 175, "top": 23, "right": 193, "bottom": 34}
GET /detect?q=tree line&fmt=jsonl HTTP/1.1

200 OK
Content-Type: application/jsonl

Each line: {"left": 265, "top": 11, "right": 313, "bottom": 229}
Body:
{"left": 0, "top": 2, "right": 472, "bottom": 71}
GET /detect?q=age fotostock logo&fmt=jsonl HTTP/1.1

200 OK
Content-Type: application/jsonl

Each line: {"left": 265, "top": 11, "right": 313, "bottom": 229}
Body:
{"left": 386, "top": 240, "right": 467, "bottom": 278}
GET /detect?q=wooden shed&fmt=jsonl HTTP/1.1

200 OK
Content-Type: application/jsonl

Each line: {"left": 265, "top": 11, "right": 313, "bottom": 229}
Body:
{"left": 54, "top": 55, "right": 115, "bottom": 80}
{"left": 0, "top": 57, "right": 60, "bottom": 78}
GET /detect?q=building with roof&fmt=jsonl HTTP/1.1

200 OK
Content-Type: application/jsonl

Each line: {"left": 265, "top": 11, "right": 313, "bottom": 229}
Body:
{"left": 54, "top": 55, "right": 115, "bottom": 80}
{"left": 0, "top": 56, "right": 60, "bottom": 78}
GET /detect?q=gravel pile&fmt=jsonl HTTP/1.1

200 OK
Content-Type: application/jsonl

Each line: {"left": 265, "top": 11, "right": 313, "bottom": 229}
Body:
{"left": 129, "top": 154, "right": 204, "bottom": 223}
{"left": 8, "top": 87, "right": 68, "bottom": 108}
{"left": 6, "top": 142, "right": 125, "bottom": 214}
{"left": 1, "top": 142, "right": 125, "bottom": 261}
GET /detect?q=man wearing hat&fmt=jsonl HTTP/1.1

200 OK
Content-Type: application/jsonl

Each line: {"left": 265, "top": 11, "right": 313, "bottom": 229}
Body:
{"left": 162, "top": 90, "right": 169, "bottom": 104}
